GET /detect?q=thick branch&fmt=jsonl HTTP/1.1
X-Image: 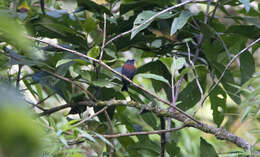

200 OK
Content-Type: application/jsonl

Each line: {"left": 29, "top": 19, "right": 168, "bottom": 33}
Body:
{"left": 39, "top": 99, "right": 254, "bottom": 150}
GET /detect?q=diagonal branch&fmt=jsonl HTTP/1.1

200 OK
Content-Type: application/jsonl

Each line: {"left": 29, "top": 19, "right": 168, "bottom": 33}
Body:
{"left": 187, "top": 42, "right": 204, "bottom": 115}
{"left": 27, "top": 36, "right": 201, "bottom": 125}
{"left": 200, "top": 37, "right": 260, "bottom": 106}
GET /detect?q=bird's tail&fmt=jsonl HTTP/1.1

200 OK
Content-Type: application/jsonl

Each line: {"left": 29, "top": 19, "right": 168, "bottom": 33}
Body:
{"left": 121, "top": 84, "right": 128, "bottom": 91}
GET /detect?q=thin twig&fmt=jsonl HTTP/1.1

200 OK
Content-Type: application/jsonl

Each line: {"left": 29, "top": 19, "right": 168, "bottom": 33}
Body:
{"left": 187, "top": 42, "right": 203, "bottom": 99}
{"left": 204, "top": 0, "right": 211, "bottom": 24}
{"left": 192, "top": 0, "right": 211, "bottom": 63}
{"left": 26, "top": 100, "right": 46, "bottom": 111}
{"left": 104, "top": 109, "right": 115, "bottom": 157}
{"left": 69, "top": 125, "right": 186, "bottom": 145}
{"left": 73, "top": 106, "right": 108, "bottom": 127}
{"left": 35, "top": 92, "right": 55, "bottom": 106}
{"left": 38, "top": 103, "right": 71, "bottom": 116}
{"left": 216, "top": 32, "right": 231, "bottom": 60}
{"left": 209, "top": 0, "right": 220, "bottom": 23}
{"left": 38, "top": 100, "right": 96, "bottom": 116}
{"left": 166, "top": 57, "right": 183, "bottom": 138}
{"left": 187, "top": 42, "right": 204, "bottom": 115}
{"left": 16, "top": 64, "right": 22, "bottom": 90}
{"left": 101, "top": 125, "right": 186, "bottom": 138}
{"left": 27, "top": 36, "right": 201, "bottom": 125}
{"left": 39, "top": 68, "right": 97, "bottom": 101}
{"left": 99, "top": 13, "right": 107, "bottom": 61}
{"left": 29, "top": 93, "right": 55, "bottom": 112}
{"left": 200, "top": 37, "right": 260, "bottom": 106}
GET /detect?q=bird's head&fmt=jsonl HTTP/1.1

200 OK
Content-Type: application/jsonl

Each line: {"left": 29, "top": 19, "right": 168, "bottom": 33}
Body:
{"left": 126, "top": 59, "right": 135, "bottom": 65}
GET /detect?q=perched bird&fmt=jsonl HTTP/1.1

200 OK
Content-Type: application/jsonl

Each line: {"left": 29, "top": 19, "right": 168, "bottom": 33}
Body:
{"left": 121, "top": 59, "right": 136, "bottom": 91}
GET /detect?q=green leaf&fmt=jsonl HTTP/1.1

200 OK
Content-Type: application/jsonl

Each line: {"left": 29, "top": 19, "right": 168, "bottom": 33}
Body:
{"left": 239, "top": 0, "right": 250, "bottom": 12}
{"left": 209, "top": 85, "right": 227, "bottom": 127}
{"left": 87, "top": 45, "right": 100, "bottom": 58}
{"left": 239, "top": 51, "right": 255, "bottom": 84}
{"left": 130, "top": 10, "right": 173, "bottom": 39}
{"left": 0, "top": 12, "right": 32, "bottom": 54}
{"left": 166, "top": 139, "right": 180, "bottom": 156}
{"left": 104, "top": 48, "right": 117, "bottom": 58}
{"left": 118, "top": 136, "right": 141, "bottom": 157}
{"left": 76, "top": 0, "right": 111, "bottom": 15}
{"left": 76, "top": 128, "right": 96, "bottom": 143}
{"left": 172, "top": 57, "right": 186, "bottom": 73}
{"left": 94, "top": 133, "right": 113, "bottom": 147}
{"left": 226, "top": 25, "right": 260, "bottom": 39}
{"left": 141, "top": 112, "right": 158, "bottom": 130}
{"left": 137, "top": 60, "right": 172, "bottom": 100}
{"left": 92, "top": 79, "right": 111, "bottom": 87}
{"left": 131, "top": 11, "right": 155, "bottom": 39}
{"left": 200, "top": 138, "right": 218, "bottom": 157}
{"left": 241, "top": 106, "right": 251, "bottom": 122}
{"left": 28, "top": 15, "right": 88, "bottom": 49}
{"left": 59, "top": 136, "right": 69, "bottom": 147}
{"left": 170, "top": 10, "right": 192, "bottom": 35}
{"left": 244, "top": 17, "right": 260, "bottom": 29}
{"left": 160, "top": 57, "right": 186, "bottom": 75}
{"left": 213, "top": 62, "right": 241, "bottom": 104}
{"left": 56, "top": 59, "right": 74, "bottom": 67}
{"left": 83, "top": 16, "right": 97, "bottom": 32}
{"left": 177, "top": 78, "right": 206, "bottom": 111}
{"left": 159, "top": 57, "right": 173, "bottom": 73}
{"left": 132, "top": 137, "right": 160, "bottom": 156}
{"left": 137, "top": 73, "right": 169, "bottom": 84}
{"left": 176, "top": 65, "right": 206, "bottom": 81}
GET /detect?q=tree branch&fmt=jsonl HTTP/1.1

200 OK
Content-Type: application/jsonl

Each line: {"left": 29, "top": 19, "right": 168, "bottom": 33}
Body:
{"left": 200, "top": 37, "right": 260, "bottom": 106}
{"left": 27, "top": 36, "right": 201, "bottom": 125}
{"left": 192, "top": 0, "right": 211, "bottom": 63}
{"left": 38, "top": 99, "right": 255, "bottom": 151}
{"left": 102, "top": 125, "right": 186, "bottom": 138}
{"left": 69, "top": 125, "right": 186, "bottom": 145}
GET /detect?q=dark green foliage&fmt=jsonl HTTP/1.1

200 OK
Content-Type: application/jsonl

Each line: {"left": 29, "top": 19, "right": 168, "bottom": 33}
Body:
{"left": 200, "top": 137, "right": 218, "bottom": 157}
{"left": 0, "top": 0, "right": 259, "bottom": 156}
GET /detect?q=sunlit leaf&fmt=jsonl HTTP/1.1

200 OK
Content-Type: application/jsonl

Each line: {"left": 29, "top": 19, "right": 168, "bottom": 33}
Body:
{"left": 131, "top": 11, "right": 174, "bottom": 39}
{"left": 56, "top": 59, "right": 74, "bottom": 67}
{"left": 88, "top": 45, "right": 100, "bottom": 58}
{"left": 172, "top": 57, "right": 186, "bottom": 73}
{"left": 170, "top": 10, "right": 192, "bottom": 35}
{"left": 209, "top": 85, "right": 227, "bottom": 127}
{"left": 137, "top": 73, "right": 170, "bottom": 84}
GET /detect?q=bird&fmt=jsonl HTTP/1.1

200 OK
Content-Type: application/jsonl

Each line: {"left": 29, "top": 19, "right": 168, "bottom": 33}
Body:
{"left": 121, "top": 59, "right": 136, "bottom": 91}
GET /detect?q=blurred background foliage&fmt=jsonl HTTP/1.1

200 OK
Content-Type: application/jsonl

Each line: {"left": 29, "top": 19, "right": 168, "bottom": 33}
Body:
{"left": 0, "top": 0, "right": 260, "bottom": 157}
